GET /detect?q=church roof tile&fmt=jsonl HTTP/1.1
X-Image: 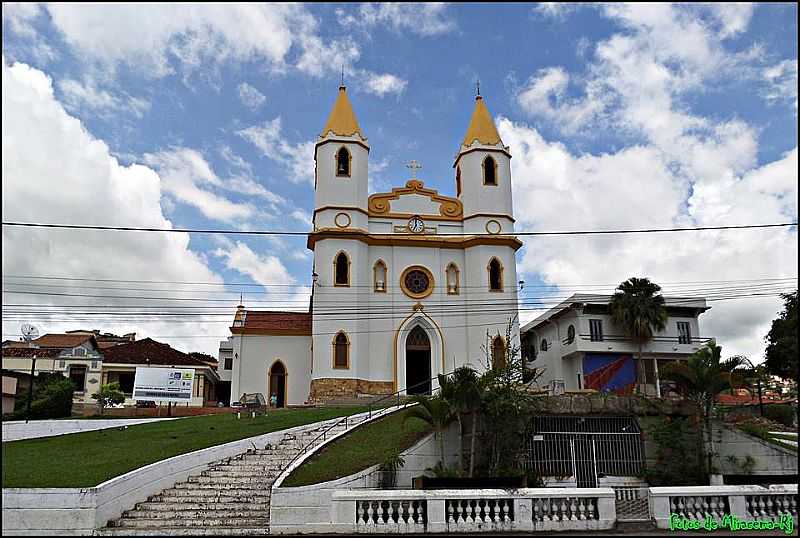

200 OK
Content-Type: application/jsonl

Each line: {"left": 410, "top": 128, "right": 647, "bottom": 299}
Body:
{"left": 320, "top": 86, "right": 364, "bottom": 138}
{"left": 462, "top": 96, "right": 503, "bottom": 147}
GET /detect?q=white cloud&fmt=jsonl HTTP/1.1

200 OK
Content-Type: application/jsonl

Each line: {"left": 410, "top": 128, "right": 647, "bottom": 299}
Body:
{"left": 58, "top": 77, "right": 150, "bottom": 118}
{"left": 291, "top": 209, "right": 313, "bottom": 227}
{"left": 498, "top": 0, "right": 797, "bottom": 362}
{"left": 363, "top": 72, "right": 407, "bottom": 97}
{"left": 143, "top": 148, "right": 258, "bottom": 223}
{"left": 515, "top": 67, "right": 607, "bottom": 134}
{"left": 762, "top": 59, "right": 798, "bottom": 111}
{"left": 237, "top": 82, "right": 266, "bottom": 110}
{"left": 337, "top": 3, "right": 456, "bottom": 37}
{"left": 2, "top": 2, "right": 42, "bottom": 38}
{"left": 44, "top": 3, "right": 305, "bottom": 77}
{"left": 213, "top": 240, "right": 295, "bottom": 288}
{"left": 499, "top": 118, "right": 797, "bottom": 361}
{"left": 1, "top": 58, "right": 227, "bottom": 354}
{"left": 236, "top": 117, "right": 315, "bottom": 185}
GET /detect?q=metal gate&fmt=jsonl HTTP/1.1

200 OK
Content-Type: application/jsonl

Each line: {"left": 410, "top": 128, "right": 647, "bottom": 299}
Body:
{"left": 613, "top": 486, "right": 651, "bottom": 522}
{"left": 525, "top": 416, "right": 645, "bottom": 489}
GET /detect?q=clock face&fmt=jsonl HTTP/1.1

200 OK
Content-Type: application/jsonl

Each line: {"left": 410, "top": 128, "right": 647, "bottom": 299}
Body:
{"left": 408, "top": 216, "right": 424, "bottom": 234}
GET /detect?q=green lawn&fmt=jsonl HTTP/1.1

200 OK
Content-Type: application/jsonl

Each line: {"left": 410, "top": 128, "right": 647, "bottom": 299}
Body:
{"left": 282, "top": 408, "right": 432, "bottom": 487}
{"left": 2, "top": 407, "right": 368, "bottom": 488}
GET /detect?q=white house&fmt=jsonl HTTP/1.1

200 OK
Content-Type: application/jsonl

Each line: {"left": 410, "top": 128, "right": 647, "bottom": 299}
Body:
{"left": 520, "top": 294, "right": 712, "bottom": 397}
{"left": 228, "top": 86, "right": 522, "bottom": 407}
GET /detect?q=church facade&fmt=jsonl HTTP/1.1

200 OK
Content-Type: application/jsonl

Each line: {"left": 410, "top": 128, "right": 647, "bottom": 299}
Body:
{"left": 226, "top": 86, "right": 522, "bottom": 406}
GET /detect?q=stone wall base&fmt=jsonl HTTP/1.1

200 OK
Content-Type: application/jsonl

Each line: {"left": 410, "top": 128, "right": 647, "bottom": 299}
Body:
{"left": 309, "top": 378, "right": 393, "bottom": 402}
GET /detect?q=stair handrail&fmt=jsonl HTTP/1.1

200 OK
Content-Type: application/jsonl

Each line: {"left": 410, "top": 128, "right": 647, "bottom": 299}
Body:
{"left": 281, "top": 371, "right": 454, "bottom": 478}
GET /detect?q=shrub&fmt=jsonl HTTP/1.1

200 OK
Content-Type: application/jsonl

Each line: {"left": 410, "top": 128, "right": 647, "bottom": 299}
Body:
{"left": 763, "top": 405, "right": 796, "bottom": 428}
{"left": 13, "top": 374, "right": 74, "bottom": 420}
{"left": 92, "top": 382, "right": 126, "bottom": 415}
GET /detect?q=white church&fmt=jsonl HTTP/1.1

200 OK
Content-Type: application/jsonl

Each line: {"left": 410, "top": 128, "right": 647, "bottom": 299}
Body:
{"left": 222, "top": 86, "right": 522, "bottom": 406}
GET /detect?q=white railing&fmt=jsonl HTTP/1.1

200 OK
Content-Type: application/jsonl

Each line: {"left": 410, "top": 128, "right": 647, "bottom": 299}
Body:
{"left": 649, "top": 485, "right": 798, "bottom": 530}
{"left": 331, "top": 488, "right": 616, "bottom": 533}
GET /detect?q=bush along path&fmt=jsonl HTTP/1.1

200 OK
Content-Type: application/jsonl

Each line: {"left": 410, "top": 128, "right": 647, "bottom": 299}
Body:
{"left": 97, "top": 417, "right": 361, "bottom": 536}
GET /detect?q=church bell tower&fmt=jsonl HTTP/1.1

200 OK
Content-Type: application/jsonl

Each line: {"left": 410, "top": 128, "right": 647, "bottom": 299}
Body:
{"left": 454, "top": 92, "right": 514, "bottom": 235}
{"left": 313, "top": 86, "right": 369, "bottom": 230}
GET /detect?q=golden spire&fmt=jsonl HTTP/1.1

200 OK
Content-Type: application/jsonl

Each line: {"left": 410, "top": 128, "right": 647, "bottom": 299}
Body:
{"left": 462, "top": 95, "right": 502, "bottom": 147}
{"left": 320, "top": 86, "right": 364, "bottom": 138}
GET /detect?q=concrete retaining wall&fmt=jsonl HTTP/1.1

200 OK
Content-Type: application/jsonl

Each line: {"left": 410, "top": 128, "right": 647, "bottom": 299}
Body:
{"left": 2, "top": 413, "right": 370, "bottom": 536}
{"left": 271, "top": 422, "right": 460, "bottom": 534}
{"left": 2, "top": 418, "right": 182, "bottom": 442}
{"left": 712, "top": 422, "right": 798, "bottom": 476}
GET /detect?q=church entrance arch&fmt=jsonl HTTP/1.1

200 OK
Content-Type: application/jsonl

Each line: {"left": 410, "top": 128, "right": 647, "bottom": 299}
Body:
{"left": 406, "top": 326, "right": 431, "bottom": 395}
{"left": 395, "top": 312, "right": 444, "bottom": 395}
{"left": 268, "top": 361, "right": 287, "bottom": 408}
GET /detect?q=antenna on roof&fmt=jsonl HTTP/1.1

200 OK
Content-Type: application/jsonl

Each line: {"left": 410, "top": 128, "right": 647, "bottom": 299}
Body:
{"left": 476, "top": 78, "right": 481, "bottom": 97}
{"left": 341, "top": 64, "right": 345, "bottom": 87}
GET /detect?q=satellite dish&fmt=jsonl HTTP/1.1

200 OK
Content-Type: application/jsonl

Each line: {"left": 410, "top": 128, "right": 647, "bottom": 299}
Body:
{"left": 21, "top": 323, "right": 39, "bottom": 342}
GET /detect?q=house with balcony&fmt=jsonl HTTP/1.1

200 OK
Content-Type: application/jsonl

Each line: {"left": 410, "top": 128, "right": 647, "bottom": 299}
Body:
{"left": 520, "top": 294, "right": 712, "bottom": 397}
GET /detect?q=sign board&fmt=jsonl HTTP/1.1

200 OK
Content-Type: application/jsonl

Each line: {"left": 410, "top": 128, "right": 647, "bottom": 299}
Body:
{"left": 133, "top": 367, "right": 195, "bottom": 403}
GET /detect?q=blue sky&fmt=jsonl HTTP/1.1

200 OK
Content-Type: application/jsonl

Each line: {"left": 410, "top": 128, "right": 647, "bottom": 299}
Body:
{"left": 2, "top": 3, "right": 797, "bottom": 357}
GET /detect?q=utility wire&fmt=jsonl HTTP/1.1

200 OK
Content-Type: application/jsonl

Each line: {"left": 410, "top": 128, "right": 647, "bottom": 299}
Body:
{"left": 3, "top": 220, "right": 797, "bottom": 236}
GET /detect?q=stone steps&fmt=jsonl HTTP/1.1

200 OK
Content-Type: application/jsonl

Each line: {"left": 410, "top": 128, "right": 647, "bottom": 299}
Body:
{"left": 124, "top": 509, "right": 269, "bottom": 519}
{"left": 192, "top": 469, "right": 281, "bottom": 484}
{"left": 136, "top": 501, "right": 270, "bottom": 511}
{"left": 151, "top": 494, "right": 271, "bottom": 504}
{"left": 112, "top": 517, "right": 270, "bottom": 528}
{"left": 98, "top": 527, "right": 271, "bottom": 536}
{"left": 200, "top": 463, "right": 284, "bottom": 477}
{"left": 100, "top": 417, "right": 364, "bottom": 535}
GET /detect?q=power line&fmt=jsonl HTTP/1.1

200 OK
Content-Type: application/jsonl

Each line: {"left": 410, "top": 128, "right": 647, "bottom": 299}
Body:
{"left": 3, "top": 220, "right": 797, "bottom": 236}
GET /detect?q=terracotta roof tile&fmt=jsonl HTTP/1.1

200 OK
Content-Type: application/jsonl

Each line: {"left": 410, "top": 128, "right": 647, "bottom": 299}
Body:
{"left": 2, "top": 348, "right": 62, "bottom": 358}
{"left": 31, "top": 334, "right": 95, "bottom": 349}
{"left": 102, "top": 338, "right": 209, "bottom": 367}
{"left": 232, "top": 311, "right": 312, "bottom": 335}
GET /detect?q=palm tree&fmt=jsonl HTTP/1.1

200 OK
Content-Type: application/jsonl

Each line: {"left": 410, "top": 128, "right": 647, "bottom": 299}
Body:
{"left": 439, "top": 366, "right": 483, "bottom": 477}
{"left": 403, "top": 394, "right": 456, "bottom": 468}
{"left": 609, "top": 277, "right": 668, "bottom": 395}
{"left": 660, "top": 341, "right": 745, "bottom": 481}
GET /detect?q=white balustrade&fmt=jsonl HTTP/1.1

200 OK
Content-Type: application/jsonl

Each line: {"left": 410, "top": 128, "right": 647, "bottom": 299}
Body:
{"left": 650, "top": 485, "right": 798, "bottom": 530}
{"left": 331, "top": 488, "right": 616, "bottom": 533}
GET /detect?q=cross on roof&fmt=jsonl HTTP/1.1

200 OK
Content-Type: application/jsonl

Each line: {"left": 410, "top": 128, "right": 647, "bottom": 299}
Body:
{"left": 406, "top": 160, "right": 422, "bottom": 179}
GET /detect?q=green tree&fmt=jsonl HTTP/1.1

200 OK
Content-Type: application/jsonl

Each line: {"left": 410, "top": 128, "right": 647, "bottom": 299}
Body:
{"left": 479, "top": 316, "right": 539, "bottom": 476}
{"left": 660, "top": 341, "right": 745, "bottom": 480}
{"left": 439, "top": 366, "right": 483, "bottom": 477}
{"left": 403, "top": 394, "right": 455, "bottom": 468}
{"left": 764, "top": 291, "right": 798, "bottom": 382}
{"left": 609, "top": 277, "right": 668, "bottom": 394}
{"left": 92, "top": 382, "right": 126, "bottom": 415}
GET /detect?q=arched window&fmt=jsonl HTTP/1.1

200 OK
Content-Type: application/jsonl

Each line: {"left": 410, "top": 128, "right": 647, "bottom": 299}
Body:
{"left": 334, "top": 251, "right": 350, "bottom": 286}
{"left": 456, "top": 167, "right": 462, "bottom": 197}
{"left": 488, "top": 257, "right": 503, "bottom": 291}
{"left": 333, "top": 331, "right": 349, "bottom": 369}
{"left": 446, "top": 263, "right": 460, "bottom": 295}
{"left": 373, "top": 260, "right": 387, "bottom": 292}
{"left": 566, "top": 325, "right": 576, "bottom": 344}
{"left": 492, "top": 336, "right": 506, "bottom": 369}
{"left": 336, "top": 147, "right": 351, "bottom": 177}
{"left": 540, "top": 339, "right": 548, "bottom": 352}
{"left": 483, "top": 156, "right": 497, "bottom": 185}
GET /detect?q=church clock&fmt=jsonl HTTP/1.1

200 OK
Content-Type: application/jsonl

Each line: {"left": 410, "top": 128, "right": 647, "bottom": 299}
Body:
{"left": 408, "top": 215, "right": 424, "bottom": 234}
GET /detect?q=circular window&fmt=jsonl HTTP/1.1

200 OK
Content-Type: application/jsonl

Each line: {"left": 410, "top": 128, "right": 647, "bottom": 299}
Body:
{"left": 567, "top": 325, "right": 576, "bottom": 344}
{"left": 334, "top": 212, "right": 351, "bottom": 228}
{"left": 485, "top": 219, "right": 502, "bottom": 235}
{"left": 400, "top": 266, "right": 434, "bottom": 299}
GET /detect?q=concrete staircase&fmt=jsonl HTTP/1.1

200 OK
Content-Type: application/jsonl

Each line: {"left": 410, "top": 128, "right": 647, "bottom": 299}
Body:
{"left": 98, "top": 419, "right": 355, "bottom": 536}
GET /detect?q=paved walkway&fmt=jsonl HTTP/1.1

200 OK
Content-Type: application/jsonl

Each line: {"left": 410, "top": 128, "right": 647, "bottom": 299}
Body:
{"left": 2, "top": 417, "right": 182, "bottom": 442}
